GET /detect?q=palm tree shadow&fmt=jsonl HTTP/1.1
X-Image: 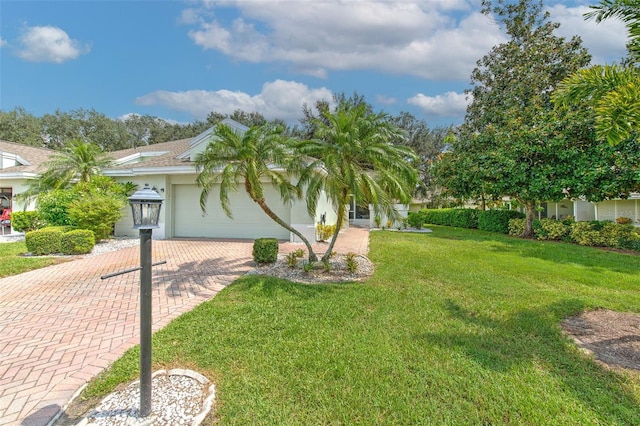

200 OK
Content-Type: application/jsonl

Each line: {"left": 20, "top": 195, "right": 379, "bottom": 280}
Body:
{"left": 419, "top": 298, "right": 640, "bottom": 421}
{"left": 151, "top": 256, "right": 255, "bottom": 298}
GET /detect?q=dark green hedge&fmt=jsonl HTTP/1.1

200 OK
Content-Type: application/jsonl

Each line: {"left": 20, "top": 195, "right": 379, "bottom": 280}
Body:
{"left": 478, "top": 210, "right": 525, "bottom": 234}
{"left": 408, "top": 208, "right": 479, "bottom": 229}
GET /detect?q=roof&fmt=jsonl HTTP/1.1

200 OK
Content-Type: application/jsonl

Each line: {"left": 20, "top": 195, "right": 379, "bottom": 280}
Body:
{"left": 0, "top": 140, "right": 55, "bottom": 178}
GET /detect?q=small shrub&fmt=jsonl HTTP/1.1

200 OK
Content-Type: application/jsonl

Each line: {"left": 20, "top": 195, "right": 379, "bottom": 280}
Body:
{"left": 285, "top": 252, "right": 298, "bottom": 268}
{"left": 345, "top": 252, "right": 358, "bottom": 274}
{"left": 601, "top": 223, "right": 636, "bottom": 249}
{"left": 11, "top": 211, "right": 45, "bottom": 232}
{"left": 302, "top": 261, "right": 314, "bottom": 273}
{"left": 25, "top": 227, "right": 65, "bottom": 255}
{"left": 478, "top": 210, "right": 525, "bottom": 234}
{"left": 407, "top": 211, "right": 425, "bottom": 229}
{"left": 253, "top": 238, "right": 278, "bottom": 264}
{"left": 570, "top": 222, "right": 604, "bottom": 246}
{"left": 535, "top": 218, "right": 570, "bottom": 241}
{"left": 61, "top": 229, "right": 95, "bottom": 255}
{"left": 561, "top": 215, "right": 575, "bottom": 226}
{"left": 508, "top": 218, "right": 526, "bottom": 236}
{"left": 323, "top": 259, "right": 331, "bottom": 272}
{"left": 292, "top": 248, "right": 305, "bottom": 258}
{"left": 616, "top": 217, "right": 633, "bottom": 225}
{"left": 316, "top": 224, "right": 336, "bottom": 242}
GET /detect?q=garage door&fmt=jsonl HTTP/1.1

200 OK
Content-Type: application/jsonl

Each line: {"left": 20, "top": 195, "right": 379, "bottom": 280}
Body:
{"left": 173, "top": 184, "right": 290, "bottom": 239}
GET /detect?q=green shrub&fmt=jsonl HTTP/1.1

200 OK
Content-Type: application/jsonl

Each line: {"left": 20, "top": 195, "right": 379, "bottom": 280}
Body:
{"left": 67, "top": 195, "right": 124, "bottom": 241}
{"left": 570, "top": 222, "right": 604, "bottom": 246}
{"left": 478, "top": 210, "right": 525, "bottom": 234}
{"left": 253, "top": 238, "right": 278, "bottom": 264}
{"left": 61, "top": 229, "right": 96, "bottom": 255}
{"left": 10, "top": 211, "right": 45, "bottom": 232}
{"left": 345, "top": 252, "right": 358, "bottom": 274}
{"left": 316, "top": 224, "right": 336, "bottom": 242}
{"left": 37, "top": 189, "right": 79, "bottom": 226}
{"left": 25, "top": 227, "right": 65, "bottom": 255}
{"left": 285, "top": 252, "right": 298, "bottom": 268}
{"left": 407, "top": 211, "right": 426, "bottom": 229}
{"left": 508, "top": 218, "right": 526, "bottom": 236}
{"left": 535, "top": 218, "right": 570, "bottom": 241}
{"left": 600, "top": 223, "right": 636, "bottom": 249}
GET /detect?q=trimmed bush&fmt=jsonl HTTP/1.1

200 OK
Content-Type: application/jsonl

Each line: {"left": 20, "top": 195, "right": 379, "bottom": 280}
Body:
{"left": 508, "top": 218, "right": 526, "bottom": 236}
{"left": 408, "top": 208, "right": 479, "bottom": 229}
{"left": 534, "top": 218, "right": 571, "bottom": 241}
{"left": 253, "top": 238, "right": 278, "bottom": 264}
{"left": 570, "top": 221, "right": 605, "bottom": 246}
{"left": 36, "top": 189, "right": 78, "bottom": 226}
{"left": 10, "top": 211, "right": 45, "bottom": 232}
{"left": 478, "top": 210, "right": 525, "bottom": 234}
{"left": 61, "top": 229, "right": 95, "bottom": 255}
{"left": 25, "top": 227, "right": 65, "bottom": 255}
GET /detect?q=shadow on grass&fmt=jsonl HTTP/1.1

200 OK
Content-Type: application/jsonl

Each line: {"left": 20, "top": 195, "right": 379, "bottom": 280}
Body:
{"left": 419, "top": 226, "right": 640, "bottom": 275}
{"left": 421, "top": 298, "right": 640, "bottom": 422}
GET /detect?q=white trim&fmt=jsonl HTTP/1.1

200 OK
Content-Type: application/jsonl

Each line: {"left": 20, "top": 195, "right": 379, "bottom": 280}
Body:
{"left": 103, "top": 166, "right": 197, "bottom": 176}
{"left": 113, "top": 151, "right": 170, "bottom": 165}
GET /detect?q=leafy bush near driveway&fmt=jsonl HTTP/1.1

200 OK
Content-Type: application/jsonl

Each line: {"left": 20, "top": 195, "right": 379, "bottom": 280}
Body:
{"left": 10, "top": 211, "right": 45, "bottom": 232}
{"left": 67, "top": 195, "right": 124, "bottom": 241}
{"left": 61, "top": 229, "right": 96, "bottom": 255}
{"left": 25, "top": 227, "right": 65, "bottom": 255}
{"left": 253, "top": 238, "right": 278, "bottom": 264}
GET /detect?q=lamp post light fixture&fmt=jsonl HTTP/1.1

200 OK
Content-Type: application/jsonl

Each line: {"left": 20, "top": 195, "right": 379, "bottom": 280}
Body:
{"left": 128, "top": 184, "right": 164, "bottom": 417}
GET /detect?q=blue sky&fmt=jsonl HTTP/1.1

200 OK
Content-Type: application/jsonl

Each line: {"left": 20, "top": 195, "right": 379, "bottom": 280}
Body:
{"left": 0, "top": 0, "right": 628, "bottom": 128}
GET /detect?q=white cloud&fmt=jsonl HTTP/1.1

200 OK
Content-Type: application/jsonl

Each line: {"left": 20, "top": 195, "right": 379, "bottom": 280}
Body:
{"left": 408, "top": 91, "right": 470, "bottom": 118}
{"left": 0, "top": 37, "right": 6, "bottom": 48}
{"left": 376, "top": 95, "right": 397, "bottom": 105}
{"left": 135, "top": 79, "right": 334, "bottom": 121}
{"left": 549, "top": 4, "right": 628, "bottom": 64}
{"left": 16, "top": 25, "right": 90, "bottom": 63}
{"left": 185, "top": 1, "right": 505, "bottom": 81}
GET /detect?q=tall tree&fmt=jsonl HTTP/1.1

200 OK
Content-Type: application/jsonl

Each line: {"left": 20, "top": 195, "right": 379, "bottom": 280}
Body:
{"left": 296, "top": 99, "right": 418, "bottom": 261}
{"left": 553, "top": 0, "right": 639, "bottom": 146}
{"left": 435, "top": 0, "right": 592, "bottom": 238}
{"left": 195, "top": 123, "right": 319, "bottom": 262}
{"left": 0, "top": 107, "right": 43, "bottom": 146}
{"left": 391, "top": 112, "right": 450, "bottom": 200}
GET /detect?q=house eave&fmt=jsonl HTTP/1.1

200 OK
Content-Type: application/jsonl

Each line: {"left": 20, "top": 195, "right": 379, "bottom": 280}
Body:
{"left": 102, "top": 166, "right": 197, "bottom": 177}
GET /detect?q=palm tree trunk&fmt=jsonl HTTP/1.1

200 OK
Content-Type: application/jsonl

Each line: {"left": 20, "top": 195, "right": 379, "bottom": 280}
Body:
{"left": 245, "top": 180, "right": 318, "bottom": 262}
{"left": 322, "top": 190, "right": 349, "bottom": 262}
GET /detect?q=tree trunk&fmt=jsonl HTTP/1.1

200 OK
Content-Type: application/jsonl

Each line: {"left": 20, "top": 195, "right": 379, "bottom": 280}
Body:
{"left": 322, "top": 190, "right": 349, "bottom": 262}
{"left": 245, "top": 180, "right": 318, "bottom": 262}
{"left": 520, "top": 200, "right": 536, "bottom": 239}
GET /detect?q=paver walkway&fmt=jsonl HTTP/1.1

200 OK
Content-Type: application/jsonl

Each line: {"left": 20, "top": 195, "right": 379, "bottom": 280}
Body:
{"left": 0, "top": 227, "right": 369, "bottom": 426}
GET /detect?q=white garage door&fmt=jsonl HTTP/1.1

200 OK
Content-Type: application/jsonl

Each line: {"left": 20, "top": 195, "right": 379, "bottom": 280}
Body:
{"left": 173, "top": 184, "right": 290, "bottom": 239}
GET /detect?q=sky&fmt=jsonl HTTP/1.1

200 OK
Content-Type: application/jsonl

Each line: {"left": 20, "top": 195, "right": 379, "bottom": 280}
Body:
{"left": 0, "top": 0, "right": 629, "bottom": 128}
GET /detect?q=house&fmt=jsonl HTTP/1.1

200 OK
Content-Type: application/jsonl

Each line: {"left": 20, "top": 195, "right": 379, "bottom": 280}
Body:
{"left": 102, "top": 119, "right": 336, "bottom": 241}
{"left": 0, "top": 140, "right": 54, "bottom": 212}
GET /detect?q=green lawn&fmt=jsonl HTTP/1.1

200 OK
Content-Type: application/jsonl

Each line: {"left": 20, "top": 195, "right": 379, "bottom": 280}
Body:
{"left": 0, "top": 241, "right": 67, "bottom": 277}
{"left": 85, "top": 226, "right": 640, "bottom": 425}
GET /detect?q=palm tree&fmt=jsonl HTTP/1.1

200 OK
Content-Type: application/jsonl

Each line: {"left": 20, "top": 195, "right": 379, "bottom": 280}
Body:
{"left": 195, "top": 123, "right": 319, "bottom": 262}
{"left": 553, "top": 0, "right": 640, "bottom": 146}
{"left": 296, "top": 101, "right": 418, "bottom": 261}
{"left": 41, "top": 139, "right": 113, "bottom": 188}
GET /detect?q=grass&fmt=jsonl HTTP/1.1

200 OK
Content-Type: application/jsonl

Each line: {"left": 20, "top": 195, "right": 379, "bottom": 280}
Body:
{"left": 0, "top": 241, "right": 67, "bottom": 277}
{"left": 84, "top": 226, "right": 640, "bottom": 425}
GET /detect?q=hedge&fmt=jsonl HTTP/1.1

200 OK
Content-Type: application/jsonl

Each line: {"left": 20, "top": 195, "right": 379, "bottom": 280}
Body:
{"left": 61, "top": 229, "right": 96, "bottom": 255}
{"left": 478, "top": 210, "right": 525, "bottom": 234}
{"left": 253, "top": 238, "right": 279, "bottom": 264}
{"left": 408, "top": 208, "right": 478, "bottom": 229}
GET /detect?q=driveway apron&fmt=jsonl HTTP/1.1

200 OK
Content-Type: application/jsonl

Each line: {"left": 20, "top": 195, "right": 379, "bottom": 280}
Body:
{"left": 0, "top": 227, "right": 369, "bottom": 426}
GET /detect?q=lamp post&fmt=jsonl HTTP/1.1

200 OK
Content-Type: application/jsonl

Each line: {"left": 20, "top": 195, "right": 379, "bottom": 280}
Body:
{"left": 128, "top": 184, "right": 164, "bottom": 417}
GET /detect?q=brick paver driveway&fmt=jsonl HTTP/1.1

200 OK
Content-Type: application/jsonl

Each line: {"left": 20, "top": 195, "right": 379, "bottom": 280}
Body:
{"left": 0, "top": 239, "right": 256, "bottom": 426}
{"left": 0, "top": 227, "right": 369, "bottom": 426}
